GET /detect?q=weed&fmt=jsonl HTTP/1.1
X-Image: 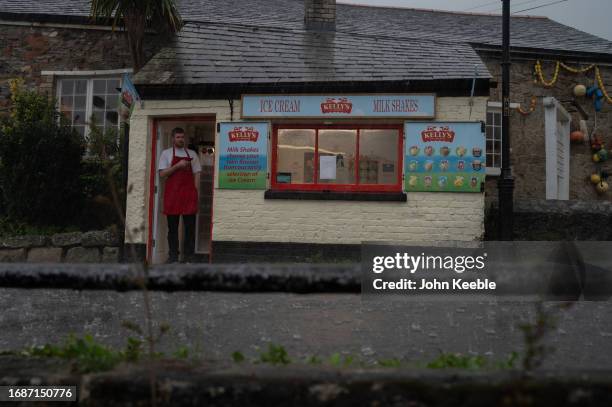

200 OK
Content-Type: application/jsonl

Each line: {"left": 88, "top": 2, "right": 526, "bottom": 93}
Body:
{"left": 426, "top": 353, "right": 487, "bottom": 370}
{"left": 23, "top": 334, "right": 123, "bottom": 373}
{"left": 377, "top": 358, "right": 402, "bottom": 368}
{"left": 173, "top": 346, "right": 189, "bottom": 359}
{"left": 232, "top": 351, "right": 245, "bottom": 363}
{"left": 305, "top": 355, "right": 322, "bottom": 365}
{"left": 258, "top": 344, "right": 291, "bottom": 365}
{"left": 328, "top": 353, "right": 357, "bottom": 367}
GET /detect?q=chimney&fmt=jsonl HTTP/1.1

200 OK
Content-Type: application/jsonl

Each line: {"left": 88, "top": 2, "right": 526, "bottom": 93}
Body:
{"left": 305, "top": 0, "right": 336, "bottom": 31}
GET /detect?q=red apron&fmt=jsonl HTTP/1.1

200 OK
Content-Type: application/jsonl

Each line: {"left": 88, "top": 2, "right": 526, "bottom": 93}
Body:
{"left": 163, "top": 147, "right": 198, "bottom": 215}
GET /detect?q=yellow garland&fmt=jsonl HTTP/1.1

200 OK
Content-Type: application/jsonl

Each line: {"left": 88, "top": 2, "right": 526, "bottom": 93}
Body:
{"left": 534, "top": 60, "right": 612, "bottom": 105}
{"left": 595, "top": 66, "right": 612, "bottom": 104}
{"left": 534, "top": 60, "right": 560, "bottom": 87}
{"left": 517, "top": 96, "right": 537, "bottom": 115}
{"left": 559, "top": 62, "right": 595, "bottom": 73}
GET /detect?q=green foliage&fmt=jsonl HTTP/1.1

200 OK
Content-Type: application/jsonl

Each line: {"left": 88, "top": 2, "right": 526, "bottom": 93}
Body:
{"left": 377, "top": 358, "right": 402, "bottom": 368}
{"left": 328, "top": 353, "right": 356, "bottom": 367}
{"left": 90, "top": 0, "right": 183, "bottom": 71}
{"left": 123, "top": 337, "right": 143, "bottom": 362}
{"left": 305, "top": 355, "right": 322, "bottom": 365}
{"left": 231, "top": 351, "right": 245, "bottom": 363}
{"left": 173, "top": 346, "right": 189, "bottom": 359}
{"left": 258, "top": 344, "right": 291, "bottom": 365}
{"left": 426, "top": 353, "right": 487, "bottom": 370}
{"left": 519, "top": 302, "right": 559, "bottom": 372}
{"left": 23, "top": 334, "right": 122, "bottom": 373}
{"left": 0, "top": 80, "right": 84, "bottom": 227}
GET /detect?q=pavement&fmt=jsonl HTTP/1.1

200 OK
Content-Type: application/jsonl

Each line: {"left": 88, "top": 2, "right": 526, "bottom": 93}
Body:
{"left": 1, "top": 287, "right": 611, "bottom": 369}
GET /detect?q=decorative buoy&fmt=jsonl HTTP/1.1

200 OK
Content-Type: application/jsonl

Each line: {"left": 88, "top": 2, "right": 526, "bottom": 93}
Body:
{"left": 591, "top": 173, "right": 601, "bottom": 184}
{"left": 598, "top": 149, "right": 609, "bottom": 162}
{"left": 570, "top": 130, "right": 585, "bottom": 143}
{"left": 574, "top": 84, "right": 587, "bottom": 97}
{"left": 596, "top": 181, "right": 609, "bottom": 194}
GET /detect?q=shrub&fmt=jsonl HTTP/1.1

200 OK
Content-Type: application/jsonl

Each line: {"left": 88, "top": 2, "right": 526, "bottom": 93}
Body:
{"left": 0, "top": 80, "right": 84, "bottom": 227}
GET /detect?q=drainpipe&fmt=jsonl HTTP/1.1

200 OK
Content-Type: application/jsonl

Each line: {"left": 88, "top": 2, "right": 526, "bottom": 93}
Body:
{"left": 498, "top": 0, "right": 515, "bottom": 240}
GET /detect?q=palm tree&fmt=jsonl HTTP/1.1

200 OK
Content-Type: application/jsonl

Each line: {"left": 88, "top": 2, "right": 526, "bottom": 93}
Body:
{"left": 90, "top": 0, "right": 183, "bottom": 72}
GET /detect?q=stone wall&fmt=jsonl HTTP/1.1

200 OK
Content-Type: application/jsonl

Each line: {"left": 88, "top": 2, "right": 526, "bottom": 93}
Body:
{"left": 0, "top": 231, "right": 119, "bottom": 263}
{"left": 0, "top": 21, "right": 161, "bottom": 111}
{"left": 481, "top": 54, "right": 612, "bottom": 206}
{"left": 486, "top": 199, "right": 612, "bottom": 240}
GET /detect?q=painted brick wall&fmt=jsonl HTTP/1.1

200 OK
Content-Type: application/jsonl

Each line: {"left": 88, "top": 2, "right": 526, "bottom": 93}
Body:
{"left": 126, "top": 97, "right": 487, "bottom": 245}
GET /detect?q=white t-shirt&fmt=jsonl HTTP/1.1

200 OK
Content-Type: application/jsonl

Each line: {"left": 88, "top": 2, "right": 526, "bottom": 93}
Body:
{"left": 158, "top": 147, "right": 201, "bottom": 173}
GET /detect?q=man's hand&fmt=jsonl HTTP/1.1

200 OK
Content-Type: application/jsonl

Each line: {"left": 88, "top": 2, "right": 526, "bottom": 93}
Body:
{"left": 176, "top": 159, "right": 191, "bottom": 169}
{"left": 160, "top": 158, "right": 191, "bottom": 178}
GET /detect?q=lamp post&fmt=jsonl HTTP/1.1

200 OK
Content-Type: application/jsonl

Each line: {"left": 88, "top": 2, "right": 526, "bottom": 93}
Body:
{"left": 498, "top": 0, "right": 515, "bottom": 240}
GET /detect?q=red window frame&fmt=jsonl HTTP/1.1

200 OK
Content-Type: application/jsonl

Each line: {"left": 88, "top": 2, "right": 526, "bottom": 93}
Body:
{"left": 271, "top": 123, "right": 404, "bottom": 192}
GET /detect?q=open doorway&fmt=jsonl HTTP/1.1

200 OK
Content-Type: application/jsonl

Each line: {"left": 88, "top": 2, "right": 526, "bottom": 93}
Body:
{"left": 150, "top": 117, "right": 216, "bottom": 264}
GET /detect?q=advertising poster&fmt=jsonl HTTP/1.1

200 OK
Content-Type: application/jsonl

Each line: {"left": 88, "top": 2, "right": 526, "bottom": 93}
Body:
{"left": 404, "top": 122, "right": 485, "bottom": 192}
{"left": 118, "top": 73, "right": 140, "bottom": 123}
{"left": 218, "top": 122, "right": 269, "bottom": 189}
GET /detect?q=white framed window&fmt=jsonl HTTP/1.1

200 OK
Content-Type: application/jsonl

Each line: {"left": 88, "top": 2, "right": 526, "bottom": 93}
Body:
{"left": 56, "top": 76, "right": 122, "bottom": 138}
{"left": 486, "top": 107, "right": 502, "bottom": 174}
{"left": 485, "top": 101, "right": 519, "bottom": 176}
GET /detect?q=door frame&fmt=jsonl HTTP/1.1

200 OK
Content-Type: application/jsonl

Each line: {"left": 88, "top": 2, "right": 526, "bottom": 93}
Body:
{"left": 147, "top": 115, "right": 216, "bottom": 263}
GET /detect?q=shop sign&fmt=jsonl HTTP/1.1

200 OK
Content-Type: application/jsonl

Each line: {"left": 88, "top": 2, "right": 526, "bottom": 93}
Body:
{"left": 404, "top": 122, "right": 485, "bottom": 193}
{"left": 241, "top": 94, "right": 435, "bottom": 118}
{"left": 218, "top": 122, "right": 269, "bottom": 189}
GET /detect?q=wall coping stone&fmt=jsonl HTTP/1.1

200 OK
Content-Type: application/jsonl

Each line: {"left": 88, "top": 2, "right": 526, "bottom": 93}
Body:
{"left": 0, "top": 235, "right": 49, "bottom": 249}
{"left": 1, "top": 357, "right": 612, "bottom": 406}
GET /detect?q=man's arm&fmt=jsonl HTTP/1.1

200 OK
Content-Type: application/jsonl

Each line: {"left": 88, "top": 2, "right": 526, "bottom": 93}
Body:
{"left": 159, "top": 159, "right": 190, "bottom": 178}
{"left": 194, "top": 172, "right": 201, "bottom": 197}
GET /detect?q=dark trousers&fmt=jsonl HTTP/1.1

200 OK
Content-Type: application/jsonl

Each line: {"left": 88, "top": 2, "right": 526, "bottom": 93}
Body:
{"left": 167, "top": 214, "right": 196, "bottom": 260}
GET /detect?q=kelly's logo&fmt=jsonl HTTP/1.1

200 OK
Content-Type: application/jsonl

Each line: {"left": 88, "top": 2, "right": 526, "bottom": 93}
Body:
{"left": 421, "top": 126, "right": 455, "bottom": 143}
{"left": 228, "top": 127, "right": 259, "bottom": 142}
{"left": 321, "top": 97, "right": 353, "bottom": 114}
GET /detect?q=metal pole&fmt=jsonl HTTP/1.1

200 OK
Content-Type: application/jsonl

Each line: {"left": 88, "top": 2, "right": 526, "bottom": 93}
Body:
{"left": 498, "top": 0, "right": 515, "bottom": 240}
{"left": 120, "top": 122, "right": 130, "bottom": 261}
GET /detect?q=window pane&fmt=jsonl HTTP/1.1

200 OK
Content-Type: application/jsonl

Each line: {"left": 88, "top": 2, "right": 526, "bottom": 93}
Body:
{"left": 106, "top": 79, "right": 120, "bottom": 94}
{"left": 92, "top": 95, "right": 106, "bottom": 109}
{"left": 60, "top": 80, "right": 74, "bottom": 96}
{"left": 74, "top": 95, "right": 86, "bottom": 110}
{"left": 106, "top": 95, "right": 118, "bottom": 110}
{"left": 277, "top": 129, "right": 316, "bottom": 184}
{"left": 60, "top": 96, "right": 73, "bottom": 111}
{"left": 73, "top": 111, "right": 85, "bottom": 125}
{"left": 317, "top": 130, "right": 356, "bottom": 184}
{"left": 494, "top": 126, "right": 501, "bottom": 140}
{"left": 358, "top": 129, "right": 399, "bottom": 185}
{"left": 93, "top": 79, "right": 106, "bottom": 94}
{"left": 74, "top": 79, "right": 87, "bottom": 95}
{"left": 487, "top": 112, "right": 494, "bottom": 125}
{"left": 106, "top": 111, "right": 118, "bottom": 125}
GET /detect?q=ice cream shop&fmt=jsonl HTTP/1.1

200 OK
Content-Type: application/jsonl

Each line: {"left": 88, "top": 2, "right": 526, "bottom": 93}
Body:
{"left": 125, "top": 4, "right": 492, "bottom": 263}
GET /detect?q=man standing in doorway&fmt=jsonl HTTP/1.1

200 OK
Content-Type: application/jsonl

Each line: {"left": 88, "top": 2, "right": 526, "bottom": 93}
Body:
{"left": 158, "top": 127, "right": 201, "bottom": 263}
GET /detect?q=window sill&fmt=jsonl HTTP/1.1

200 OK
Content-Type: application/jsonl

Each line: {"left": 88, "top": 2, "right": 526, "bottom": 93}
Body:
{"left": 264, "top": 190, "right": 407, "bottom": 202}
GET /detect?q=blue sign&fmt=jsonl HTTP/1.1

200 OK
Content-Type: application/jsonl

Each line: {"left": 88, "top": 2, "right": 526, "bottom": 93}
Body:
{"left": 241, "top": 94, "right": 435, "bottom": 118}
{"left": 405, "top": 122, "right": 485, "bottom": 193}
{"left": 218, "top": 122, "right": 269, "bottom": 189}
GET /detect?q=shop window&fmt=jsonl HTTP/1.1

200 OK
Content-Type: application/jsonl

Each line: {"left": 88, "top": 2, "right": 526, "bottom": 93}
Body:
{"left": 272, "top": 125, "right": 402, "bottom": 192}
{"left": 57, "top": 77, "right": 121, "bottom": 138}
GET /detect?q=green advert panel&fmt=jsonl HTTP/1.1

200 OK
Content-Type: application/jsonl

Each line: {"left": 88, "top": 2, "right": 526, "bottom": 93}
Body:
{"left": 404, "top": 122, "right": 485, "bottom": 192}
{"left": 218, "top": 122, "right": 269, "bottom": 189}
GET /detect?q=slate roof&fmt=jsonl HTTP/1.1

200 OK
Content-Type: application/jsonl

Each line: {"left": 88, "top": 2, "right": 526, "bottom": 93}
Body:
{"left": 133, "top": 22, "right": 491, "bottom": 85}
{"left": 1, "top": 0, "right": 612, "bottom": 56}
